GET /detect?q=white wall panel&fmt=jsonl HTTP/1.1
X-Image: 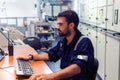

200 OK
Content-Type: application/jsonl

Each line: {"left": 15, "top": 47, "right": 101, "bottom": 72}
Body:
{"left": 87, "top": 28, "right": 97, "bottom": 57}
{"left": 113, "top": 0, "right": 120, "bottom": 32}
{"left": 80, "top": 25, "right": 88, "bottom": 36}
{"left": 107, "top": 0, "right": 114, "bottom": 5}
{"left": 90, "top": 8, "right": 97, "bottom": 25}
{"left": 118, "top": 1, "right": 120, "bottom": 31}
{"left": 98, "top": 0, "right": 107, "bottom": 7}
{"left": 97, "top": 7, "right": 107, "bottom": 28}
{"left": 106, "top": 6, "right": 114, "bottom": 31}
{"left": 106, "top": 36, "right": 119, "bottom": 80}
{"left": 89, "top": 0, "right": 97, "bottom": 8}
{"left": 114, "top": 0, "right": 119, "bottom": 9}
{"left": 97, "top": 32, "right": 106, "bottom": 80}
{"left": 78, "top": 0, "right": 120, "bottom": 80}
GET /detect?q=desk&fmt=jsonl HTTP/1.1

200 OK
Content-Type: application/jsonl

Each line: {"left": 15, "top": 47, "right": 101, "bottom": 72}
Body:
{"left": 0, "top": 45, "right": 52, "bottom": 80}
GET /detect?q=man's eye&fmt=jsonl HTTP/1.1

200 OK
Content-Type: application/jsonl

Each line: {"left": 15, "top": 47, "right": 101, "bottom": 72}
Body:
{"left": 58, "top": 23, "right": 63, "bottom": 26}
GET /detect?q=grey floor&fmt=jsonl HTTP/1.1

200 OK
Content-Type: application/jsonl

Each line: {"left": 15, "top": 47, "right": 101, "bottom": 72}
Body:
{"left": 37, "top": 37, "right": 61, "bottom": 72}
{"left": 37, "top": 37, "right": 101, "bottom": 80}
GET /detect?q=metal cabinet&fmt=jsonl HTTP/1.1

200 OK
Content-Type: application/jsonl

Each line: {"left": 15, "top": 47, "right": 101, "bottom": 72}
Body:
{"left": 79, "top": 0, "right": 120, "bottom": 80}
{"left": 106, "top": 5, "right": 114, "bottom": 31}
{"left": 107, "top": 0, "right": 114, "bottom": 5}
{"left": 114, "top": 0, "right": 119, "bottom": 8}
{"left": 89, "top": 8, "right": 97, "bottom": 26}
{"left": 97, "top": 7, "right": 107, "bottom": 28}
{"left": 113, "top": 0, "right": 120, "bottom": 32}
{"left": 80, "top": 24, "right": 89, "bottom": 36}
{"left": 96, "top": 32, "right": 106, "bottom": 80}
{"left": 98, "top": 0, "right": 107, "bottom": 7}
{"left": 87, "top": 28, "right": 97, "bottom": 57}
{"left": 105, "top": 36, "right": 120, "bottom": 80}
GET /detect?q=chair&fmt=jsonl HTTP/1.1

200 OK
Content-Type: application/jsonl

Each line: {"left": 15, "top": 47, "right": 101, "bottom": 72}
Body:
{"left": 23, "top": 37, "right": 42, "bottom": 50}
{"left": 91, "top": 58, "right": 99, "bottom": 80}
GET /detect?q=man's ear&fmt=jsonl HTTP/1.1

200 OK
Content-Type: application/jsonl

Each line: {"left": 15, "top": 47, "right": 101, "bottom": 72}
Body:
{"left": 69, "top": 22, "right": 75, "bottom": 29}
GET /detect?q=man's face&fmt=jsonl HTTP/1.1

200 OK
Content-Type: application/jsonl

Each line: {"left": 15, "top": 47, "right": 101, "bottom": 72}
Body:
{"left": 57, "top": 17, "right": 71, "bottom": 37}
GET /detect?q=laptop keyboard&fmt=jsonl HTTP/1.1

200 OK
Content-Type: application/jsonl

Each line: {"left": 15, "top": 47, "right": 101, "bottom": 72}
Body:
{"left": 15, "top": 59, "right": 34, "bottom": 76}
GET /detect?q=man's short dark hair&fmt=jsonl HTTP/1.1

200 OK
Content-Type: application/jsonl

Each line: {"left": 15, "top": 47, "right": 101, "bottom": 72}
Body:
{"left": 57, "top": 10, "right": 79, "bottom": 29}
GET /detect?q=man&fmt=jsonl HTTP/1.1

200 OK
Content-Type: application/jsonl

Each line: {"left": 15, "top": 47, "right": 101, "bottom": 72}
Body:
{"left": 18, "top": 10, "right": 94, "bottom": 80}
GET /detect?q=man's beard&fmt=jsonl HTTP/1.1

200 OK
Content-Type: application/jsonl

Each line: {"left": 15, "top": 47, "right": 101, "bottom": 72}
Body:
{"left": 58, "top": 30, "right": 71, "bottom": 37}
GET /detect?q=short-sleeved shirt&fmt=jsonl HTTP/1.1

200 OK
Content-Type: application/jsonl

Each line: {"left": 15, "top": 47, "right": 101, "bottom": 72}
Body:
{"left": 48, "top": 30, "right": 94, "bottom": 80}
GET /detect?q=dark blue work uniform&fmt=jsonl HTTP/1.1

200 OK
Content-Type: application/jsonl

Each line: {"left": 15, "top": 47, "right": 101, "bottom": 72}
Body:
{"left": 48, "top": 30, "right": 94, "bottom": 80}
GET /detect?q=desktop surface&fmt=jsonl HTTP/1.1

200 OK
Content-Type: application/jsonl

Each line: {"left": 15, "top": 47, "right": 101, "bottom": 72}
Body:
{"left": 0, "top": 45, "right": 52, "bottom": 80}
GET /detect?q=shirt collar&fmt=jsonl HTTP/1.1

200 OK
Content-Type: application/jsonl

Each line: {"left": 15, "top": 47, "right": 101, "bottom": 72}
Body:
{"left": 67, "top": 29, "right": 83, "bottom": 47}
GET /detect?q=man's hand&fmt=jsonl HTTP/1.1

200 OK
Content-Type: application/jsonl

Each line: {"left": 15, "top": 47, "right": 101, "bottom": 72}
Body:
{"left": 28, "top": 73, "right": 55, "bottom": 80}
{"left": 16, "top": 55, "right": 31, "bottom": 60}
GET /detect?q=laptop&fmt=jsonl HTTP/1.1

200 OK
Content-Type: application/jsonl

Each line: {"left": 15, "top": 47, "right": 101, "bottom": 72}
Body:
{"left": 0, "top": 48, "right": 5, "bottom": 61}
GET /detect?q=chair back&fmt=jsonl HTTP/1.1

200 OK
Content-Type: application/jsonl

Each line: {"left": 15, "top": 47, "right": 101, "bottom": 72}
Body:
{"left": 23, "top": 37, "right": 42, "bottom": 50}
{"left": 92, "top": 58, "right": 99, "bottom": 80}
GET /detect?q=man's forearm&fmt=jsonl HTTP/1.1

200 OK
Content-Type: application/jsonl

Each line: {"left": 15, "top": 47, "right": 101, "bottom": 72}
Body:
{"left": 51, "top": 64, "right": 81, "bottom": 80}
{"left": 33, "top": 53, "right": 50, "bottom": 61}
